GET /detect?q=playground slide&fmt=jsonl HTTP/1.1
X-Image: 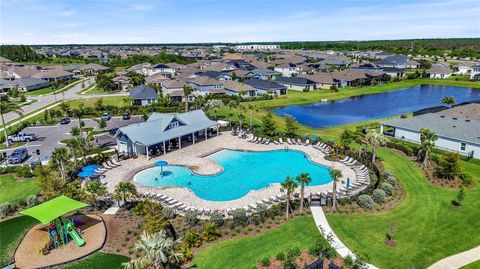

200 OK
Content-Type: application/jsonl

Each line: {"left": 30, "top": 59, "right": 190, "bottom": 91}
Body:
{"left": 66, "top": 222, "right": 85, "bottom": 247}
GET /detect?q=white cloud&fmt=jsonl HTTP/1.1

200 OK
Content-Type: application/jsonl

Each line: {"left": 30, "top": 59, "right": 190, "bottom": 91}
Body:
{"left": 132, "top": 4, "right": 153, "bottom": 11}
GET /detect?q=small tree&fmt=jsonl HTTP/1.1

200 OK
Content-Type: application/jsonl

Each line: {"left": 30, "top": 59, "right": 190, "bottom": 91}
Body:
{"left": 452, "top": 187, "right": 465, "bottom": 207}
{"left": 202, "top": 223, "right": 221, "bottom": 242}
{"left": 262, "top": 112, "right": 276, "bottom": 137}
{"left": 113, "top": 182, "right": 138, "bottom": 206}
{"left": 386, "top": 220, "right": 397, "bottom": 246}
{"left": 440, "top": 96, "right": 457, "bottom": 108}
{"left": 436, "top": 152, "right": 461, "bottom": 180}
{"left": 330, "top": 169, "right": 342, "bottom": 213}
{"left": 296, "top": 173, "right": 312, "bottom": 213}
{"left": 280, "top": 176, "right": 298, "bottom": 219}
{"left": 418, "top": 128, "right": 437, "bottom": 168}
{"left": 363, "top": 130, "right": 387, "bottom": 163}
{"left": 284, "top": 115, "right": 299, "bottom": 138}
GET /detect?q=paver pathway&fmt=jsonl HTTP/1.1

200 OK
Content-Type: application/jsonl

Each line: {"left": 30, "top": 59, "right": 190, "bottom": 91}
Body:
{"left": 428, "top": 246, "right": 480, "bottom": 269}
{"left": 310, "top": 206, "right": 380, "bottom": 269}
{"left": 103, "top": 205, "right": 120, "bottom": 215}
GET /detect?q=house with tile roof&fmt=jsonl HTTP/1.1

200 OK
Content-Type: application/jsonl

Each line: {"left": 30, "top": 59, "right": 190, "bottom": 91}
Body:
{"left": 245, "top": 79, "right": 287, "bottom": 96}
{"left": 426, "top": 67, "right": 453, "bottom": 79}
{"left": 275, "top": 76, "right": 317, "bottom": 91}
{"left": 223, "top": 80, "right": 257, "bottom": 97}
{"left": 78, "top": 63, "right": 110, "bottom": 75}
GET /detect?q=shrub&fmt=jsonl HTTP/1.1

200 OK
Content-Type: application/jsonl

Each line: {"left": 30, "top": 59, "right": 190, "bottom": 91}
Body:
{"left": 0, "top": 202, "right": 12, "bottom": 217}
{"left": 385, "top": 176, "right": 397, "bottom": 187}
{"left": 184, "top": 229, "right": 202, "bottom": 247}
{"left": 210, "top": 211, "right": 224, "bottom": 227}
{"left": 380, "top": 182, "right": 394, "bottom": 196}
{"left": 15, "top": 165, "right": 33, "bottom": 178}
{"left": 180, "top": 244, "right": 193, "bottom": 261}
{"left": 26, "top": 195, "right": 37, "bottom": 207}
{"left": 275, "top": 251, "right": 285, "bottom": 261}
{"left": 386, "top": 140, "right": 415, "bottom": 156}
{"left": 232, "top": 208, "right": 247, "bottom": 226}
{"left": 185, "top": 211, "right": 198, "bottom": 227}
{"left": 308, "top": 237, "right": 337, "bottom": 259}
{"left": 372, "top": 189, "right": 386, "bottom": 204}
{"left": 161, "top": 207, "right": 175, "bottom": 219}
{"left": 203, "top": 223, "right": 221, "bottom": 242}
{"left": 261, "top": 257, "right": 271, "bottom": 267}
{"left": 357, "top": 195, "right": 374, "bottom": 210}
{"left": 256, "top": 204, "right": 268, "bottom": 218}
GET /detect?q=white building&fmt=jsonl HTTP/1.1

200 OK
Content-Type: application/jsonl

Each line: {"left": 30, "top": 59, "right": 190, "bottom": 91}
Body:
{"left": 274, "top": 63, "right": 301, "bottom": 77}
{"left": 426, "top": 66, "right": 452, "bottom": 79}
{"left": 235, "top": 44, "right": 279, "bottom": 51}
{"left": 382, "top": 107, "right": 480, "bottom": 159}
{"left": 470, "top": 64, "right": 480, "bottom": 79}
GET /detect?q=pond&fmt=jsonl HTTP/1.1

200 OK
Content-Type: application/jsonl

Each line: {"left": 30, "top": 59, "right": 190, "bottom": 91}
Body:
{"left": 273, "top": 85, "right": 480, "bottom": 128}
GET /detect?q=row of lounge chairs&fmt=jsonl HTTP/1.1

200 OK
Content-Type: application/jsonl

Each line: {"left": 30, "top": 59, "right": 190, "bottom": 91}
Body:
{"left": 312, "top": 142, "right": 332, "bottom": 153}
{"left": 94, "top": 158, "right": 122, "bottom": 174}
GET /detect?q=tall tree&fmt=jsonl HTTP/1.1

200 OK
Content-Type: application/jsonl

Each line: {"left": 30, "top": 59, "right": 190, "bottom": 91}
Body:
{"left": 296, "top": 173, "right": 312, "bottom": 213}
{"left": 82, "top": 180, "right": 107, "bottom": 208}
{"left": 123, "top": 230, "right": 183, "bottom": 269}
{"left": 364, "top": 130, "right": 387, "bottom": 163}
{"left": 280, "top": 176, "right": 298, "bottom": 219}
{"left": 262, "top": 112, "right": 277, "bottom": 137}
{"left": 247, "top": 104, "right": 255, "bottom": 130}
{"left": 330, "top": 169, "right": 343, "bottom": 213}
{"left": 440, "top": 96, "right": 457, "bottom": 108}
{"left": 66, "top": 137, "right": 81, "bottom": 172}
{"left": 113, "top": 182, "right": 138, "bottom": 206}
{"left": 0, "top": 102, "right": 23, "bottom": 147}
{"left": 238, "top": 105, "right": 246, "bottom": 132}
{"left": 51, "top": 147, "right": 69, "bottom": 180}
{"left": 418, "top": 128, "right": 438, "bottom": 168}
{"left": 183, "top": 85, "right": 194, "bottom": 112}
{"left": 285, "top": 115, "right": 299, "bottom": 138}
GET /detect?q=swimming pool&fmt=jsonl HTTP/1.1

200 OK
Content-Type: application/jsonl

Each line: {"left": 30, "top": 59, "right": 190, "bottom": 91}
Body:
{"left": 133, "top": 149, "right": 333, "bottom": 201}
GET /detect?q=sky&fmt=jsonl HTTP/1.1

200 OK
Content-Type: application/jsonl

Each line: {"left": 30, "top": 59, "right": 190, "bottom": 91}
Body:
{"left": 0, "top": 0, "right": 479, "bottom": 45}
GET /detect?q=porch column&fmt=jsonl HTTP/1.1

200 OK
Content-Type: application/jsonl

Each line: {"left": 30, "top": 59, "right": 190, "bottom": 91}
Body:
{"left": 380, "top": 125, "right": 384, "bottom": 134}
{"left": 178, "top": 137, "right": 182, "bottom": 149}
{"left": 216, "top": 126, "right": 219, "bottom": 136}
{"left": 205, "top": 128, "right": 208, "bottom": 140}
{"left": 192, "top": 132, "right": 195, "bottom": 144}
{"left": 146, "top": 146, "right": 149, "bottom": 160}
{"left": 163, "top": 141, "right": 166, "bottom": 155}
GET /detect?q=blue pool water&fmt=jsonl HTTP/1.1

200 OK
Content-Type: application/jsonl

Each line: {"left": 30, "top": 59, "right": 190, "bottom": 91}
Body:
{"left": 133, "top": 149, "right": 332, "bottom": 201}
{"left": 274, "top": 85, "right": 480, "bottom": 128}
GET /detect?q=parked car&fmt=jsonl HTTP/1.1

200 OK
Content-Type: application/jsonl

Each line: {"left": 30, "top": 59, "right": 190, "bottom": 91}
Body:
{"left": 101, "top": 112, "right": 112, "bottom": 121}
{"left": 122, "top": 113, "right": 131, "bottom": 120}
{"left": 59, "top": 117, "right": 71, "bottom": 125}
{"left": 8, "top": 148, "right": 28, "bottom": 164}
{"left": 7, "top": 133, "right": 37, "bottom": 143}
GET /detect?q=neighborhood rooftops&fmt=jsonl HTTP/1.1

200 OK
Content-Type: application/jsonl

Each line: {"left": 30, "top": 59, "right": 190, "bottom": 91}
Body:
{"left": 275, "top": 76, "right": 316, "bottom": 86}
{"left": 117, "top": 110, "right": 219, "bottom": 146}
{"left": 129, "top": 84, "right": 157, "bottom": 100}
{"left": 223, "top": 80, "right": 255, "bottom": 93}
{"left": 245, "top": 79, "right": 287, "bottom": 90}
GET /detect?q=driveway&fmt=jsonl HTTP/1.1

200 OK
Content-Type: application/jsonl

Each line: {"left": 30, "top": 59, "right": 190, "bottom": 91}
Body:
{"left": 0, "top": 115, "right": 144, "bottom": 165}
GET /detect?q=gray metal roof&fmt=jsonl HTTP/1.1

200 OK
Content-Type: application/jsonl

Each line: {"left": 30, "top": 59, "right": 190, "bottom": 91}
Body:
{"left": 129, "top": 84, "right": 157, "bottom": 100}
{"left": 383, "top": 114, "right": 480, "bottom": 145}
{"left": 118, "top": 110, "right": 218, "bottom": 146}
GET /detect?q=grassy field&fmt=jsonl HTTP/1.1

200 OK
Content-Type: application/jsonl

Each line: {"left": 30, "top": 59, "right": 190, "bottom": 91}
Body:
{"left": 0, "top": 216, "right": 39, "bottom": 267}
{"left": 191, "top": 216, "right": 319, "bottom": 269}
{"left": 58, "top": 252, "right": 130, "bottom": 269}
{"left": 65, "top": 96, "right": 125, "bottom": 107}
{"left": 460, "top": 260, "right": 480, "bottom": 269}
{"left": 0, "top": 175, "right": 41, "bottom": 204}
{"left": 25, "top": 79, "right": 86, "bottom": 96}
{"left": 327, "top": 149, "right": 480, "bottom": 269}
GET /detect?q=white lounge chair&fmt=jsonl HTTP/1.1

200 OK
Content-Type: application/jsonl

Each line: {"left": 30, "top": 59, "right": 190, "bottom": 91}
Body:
{"left": 279, "top": 138, "right": 284, "bottom": 144}
{"left": 304, "top": 139, "right": 310, "bottom": 145}
{"left": 287, "top": 138, "right": 293, "bottom": 145}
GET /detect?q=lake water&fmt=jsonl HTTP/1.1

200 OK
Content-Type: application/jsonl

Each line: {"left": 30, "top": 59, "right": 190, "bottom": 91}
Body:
{"left": 273, "top": 85, "right": 480, "bottom": 128}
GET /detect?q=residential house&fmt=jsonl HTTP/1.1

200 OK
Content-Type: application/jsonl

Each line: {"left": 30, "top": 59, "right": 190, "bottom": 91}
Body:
{"left": 426, "top": 67, "right": 452, "bottom": 79}
{"left": 4, "top": 66, "right": 42, "bottom": 79}
{"left": 145, "top": 73, "right": 170, "bottom": 86}
{"left": 275, "top": 76, "right": 317, "bottom": 91}
{"left": 300, "top": 73, "right": 340, "bottom": 89}
{"left": 244, "top": 69, "right": 278, "bottom": 80}
{"left": 470, "top": 64, "right": 480, "bottom": 80}
{"left": 222, "top": 53, "right": 244, "bottom": 61}
{"left": 188, "top": 77, "right": 225, "bottom": 95}
{"left": 112, "top": 75, "right": 133, "bottom": 91}
{"left": 274, "top": 63, "right": 301, "bottom": 77}
{"left": 78, "top": 63, "right": 110, "bottom": 75}
{"left": 245, "top": 79, "right": 287, "bottom": 96}
{"left": 129, "top": 84, "right": 157, "bottom": 106}
{"left": 223, "top": 80, "right": 257, "bottom": 97}
{"left": 6, "top": 78, "right": 50, "bottom": 92}
{"left": 32, "top": 69, "right": 74, "bottom": 82}
{"left": 161, "top": 79, "right": 189, "bottom": 102}
{"left": 455, "top": 63, "right": 471, "bottom": 75}
{"left": 382, "top": 67, "right": 405, "bottom": 78}
{"left": 196, "top": 71, "right": 232, "bottom": 81}
{"left": 147, "top": 64, "right": 176, "bottom": 77}
{"left": 226, "top": 60, "right": 255, "bottom": 70}
{"left": 406, "top": 60, "right": 421, "bottom": 69}
{"left": 126, "top": 62, "right": 152, "bottom": 75}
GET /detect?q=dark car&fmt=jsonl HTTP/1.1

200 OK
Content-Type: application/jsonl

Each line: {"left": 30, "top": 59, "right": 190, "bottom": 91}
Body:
{"left": 122, "top": 113, "right": 131, "bottom": 120}
{"left": 8, "top": 148, "right": 28, "bottom": 164}
{"left": 59, "top": 117, "right": 71, "bottom": 125}
{"left": 101, "top": 112, "right": 112, "bottom": 121}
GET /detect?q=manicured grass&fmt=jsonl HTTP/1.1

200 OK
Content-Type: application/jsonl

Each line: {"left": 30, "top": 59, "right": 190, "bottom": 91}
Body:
{"left": 0, "top": 216, "right": 39, "bottom": 267}
{"left": 57, "top": 252, "right": 130, "bottom": 269}
{"left": 327, "top": 149, "right": 480, "bottom": 269}
{"left": 0, "top": 175, "right": 41, "bottom": 204}
{"left": 65, "top": 96, "right": 125, "bottom": 107}
{"left": 191, "top": 216, "right": 319, "bottom": 269}
{"left": 25, "top": 79, "right": 85, "bottom": 96}
{"left": 460, "top": 260, "right": 480, "bottom": 269}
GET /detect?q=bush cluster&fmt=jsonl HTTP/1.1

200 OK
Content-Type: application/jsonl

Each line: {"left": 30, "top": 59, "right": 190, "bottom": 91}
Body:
{"left": 210, "top": 211, "right": 224, "bottom": 227}
{"left": 357, "top": 195, "right": 374, "bottom": 210}
{"left": 185, "top": 211, "right": 199, "bottom": 227}
{"left": 161, "top": 207, "right": 175, "bottom": 219}
{"left": 232, "top": 208, "right": 247, "bottom": 226}
{"left": 385, "top": 175, "right": 397, "bottom": 187}
{"left": 386, "top": 140, "right": 415, "bottom": 156}
{"left": 372, "top": 189, "right": 386, "bottom": 203}
{"left": 380, "top": 182, "right": 394, "bottom": 196}
{"left": 0, "top": 202, "right": 13, "bottom": 217}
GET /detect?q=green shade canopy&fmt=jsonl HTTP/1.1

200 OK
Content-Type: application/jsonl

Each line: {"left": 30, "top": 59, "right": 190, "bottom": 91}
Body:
{"left": 20, "top": 195, "right": 88, "bottom": 225}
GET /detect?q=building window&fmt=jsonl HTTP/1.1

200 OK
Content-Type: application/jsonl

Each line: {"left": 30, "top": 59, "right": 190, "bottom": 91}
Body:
{"left": 169, "top": 121, "right": 179, "bottom": 129}
{"left": 460, "top": 143, "right": 466, "bottom": 151}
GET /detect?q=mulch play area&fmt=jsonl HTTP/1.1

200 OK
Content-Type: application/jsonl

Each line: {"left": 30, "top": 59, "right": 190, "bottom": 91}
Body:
{"left": 14, "top": 213, "right": 106, "bottom": 269}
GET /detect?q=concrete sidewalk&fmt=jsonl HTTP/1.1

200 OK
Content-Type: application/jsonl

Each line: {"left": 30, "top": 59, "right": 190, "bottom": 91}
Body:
{"left": 428, "top": 246, "right": 480, "bottom": 269}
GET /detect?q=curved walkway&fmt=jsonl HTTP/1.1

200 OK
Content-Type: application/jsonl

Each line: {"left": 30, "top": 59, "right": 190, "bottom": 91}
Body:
{"left": 427, "top": 246, "right": 480, "bottom": 269}
{"left": 310, "top": 206, "right": 380, "bottom": 269}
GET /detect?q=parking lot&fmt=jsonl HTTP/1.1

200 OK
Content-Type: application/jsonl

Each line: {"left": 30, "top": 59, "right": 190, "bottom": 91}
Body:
{"left": 0, "top": 115, "right": 144, "bottom": 165}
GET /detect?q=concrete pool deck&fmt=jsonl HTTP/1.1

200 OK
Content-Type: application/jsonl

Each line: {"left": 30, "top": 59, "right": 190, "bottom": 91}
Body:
{"left": 104, "top": 132, "right": 358, "bottom": 211}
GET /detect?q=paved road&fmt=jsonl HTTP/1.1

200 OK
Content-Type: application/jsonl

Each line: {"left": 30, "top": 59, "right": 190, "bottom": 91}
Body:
{"left": 3, "top": 77, "right": 95, "bottom": 123}
{"left": 0, "top": 116, "right": 143, "bottom": 165}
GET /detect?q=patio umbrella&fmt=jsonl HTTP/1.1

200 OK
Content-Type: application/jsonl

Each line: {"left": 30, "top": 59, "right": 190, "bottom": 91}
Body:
{"left": 155, "top": 161, "right": 168, "bottom": 177}
{"left": 82, "top": 164, "right": 99, "bottom": 172}
{"left": 77, "top": 170, "right": 96, "bottom": 178}
{"left": 346, "top": 177, "right": 350, "bottom": 189}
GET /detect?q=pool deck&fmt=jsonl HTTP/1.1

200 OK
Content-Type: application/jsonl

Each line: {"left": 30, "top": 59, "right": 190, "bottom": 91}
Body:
{"left": 104, "top": 132, "right": 358, "bottom": 211}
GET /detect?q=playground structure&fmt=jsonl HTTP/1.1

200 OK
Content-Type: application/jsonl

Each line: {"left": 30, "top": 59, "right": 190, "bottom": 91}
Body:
{"left": 43, "top": 216, "right": 85, "bottom": 254}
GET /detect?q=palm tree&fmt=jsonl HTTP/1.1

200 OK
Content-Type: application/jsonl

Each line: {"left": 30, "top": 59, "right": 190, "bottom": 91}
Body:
{"left": 82, "top": 180, "right": 107, "bottom": 209}
{"left": 66, "top": 138, "right": 81, "bottom": 172}
{"left": 238, "top": 106, "right": 246, "bottom": 132}
{"left": 440, "top": 96, "right": 457, "bottom": 108}
{"left": 364, "top": 130, "right": 387, "bottom": 163}
{"left": 280, "top": 176, "right": 298, "bottom": 219}
{"left": 58, "top": 102, "right": 71, "bottom": 117}
{"left": 0, "top": 102, "right": 24, "bottom": 147}
{"left": 418, "top": 128, "right": 438, "bottom": 168}
{"left": 123, "top": 230, "right": 183, "bottom": 269}
{"left": 296, "top": 173, "right": 312, "bottom": 214}
{"left": 51, "top": 147, "right": 69, "bottom": 180}
{"left": 330, "top": 169, "right": 342, "bottom": 213}
{"left": 72, "top": 104, "right": 87, "bottom": 143}
{"left": 247, "top": 104, "right": 255, "bottom": 130}
{"left": 113, "top": 182, "right": 138, "bottom": 206}
{"left": 183, "top": 85, "right": 194, "bottom": 112}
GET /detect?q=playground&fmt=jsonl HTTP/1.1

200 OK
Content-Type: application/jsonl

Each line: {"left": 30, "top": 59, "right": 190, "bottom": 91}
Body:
{"left": 13, "top": 196, "right": 106, "bottom": 269}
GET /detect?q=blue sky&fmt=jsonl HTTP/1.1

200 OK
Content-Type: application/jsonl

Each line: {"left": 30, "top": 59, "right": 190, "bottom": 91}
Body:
{"left": 1, "top": 0, "right": 479, "bottom": 44}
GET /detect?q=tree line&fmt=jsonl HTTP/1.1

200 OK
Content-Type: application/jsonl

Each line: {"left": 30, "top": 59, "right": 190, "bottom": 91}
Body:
{"left": 0, "top": 45, "right": 44, "bottom": 62}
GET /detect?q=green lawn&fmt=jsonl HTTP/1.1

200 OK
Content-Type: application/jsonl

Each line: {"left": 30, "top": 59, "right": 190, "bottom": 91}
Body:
{"left": 327, "top": 149, "right": 480, "bottom": 269}
{"left": 65, "top": 96, "right": 125, "bottom": 107}
{"left": 0, "top": 216, "right": 39, "bottom": 267}
{"left": 25, "top": 78, "right": 87, "bottom": 96}
{"left": 460, "top": 260, "right": 480, "bottom": 269}
{"left": 191, "top": 216, "right": 319, "bottom": 269}
{"left": 0, "top": 175, "right": 41, "bottom": 204}
{"left": 57, "top": 252, "right": 130, "bottom": 269}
